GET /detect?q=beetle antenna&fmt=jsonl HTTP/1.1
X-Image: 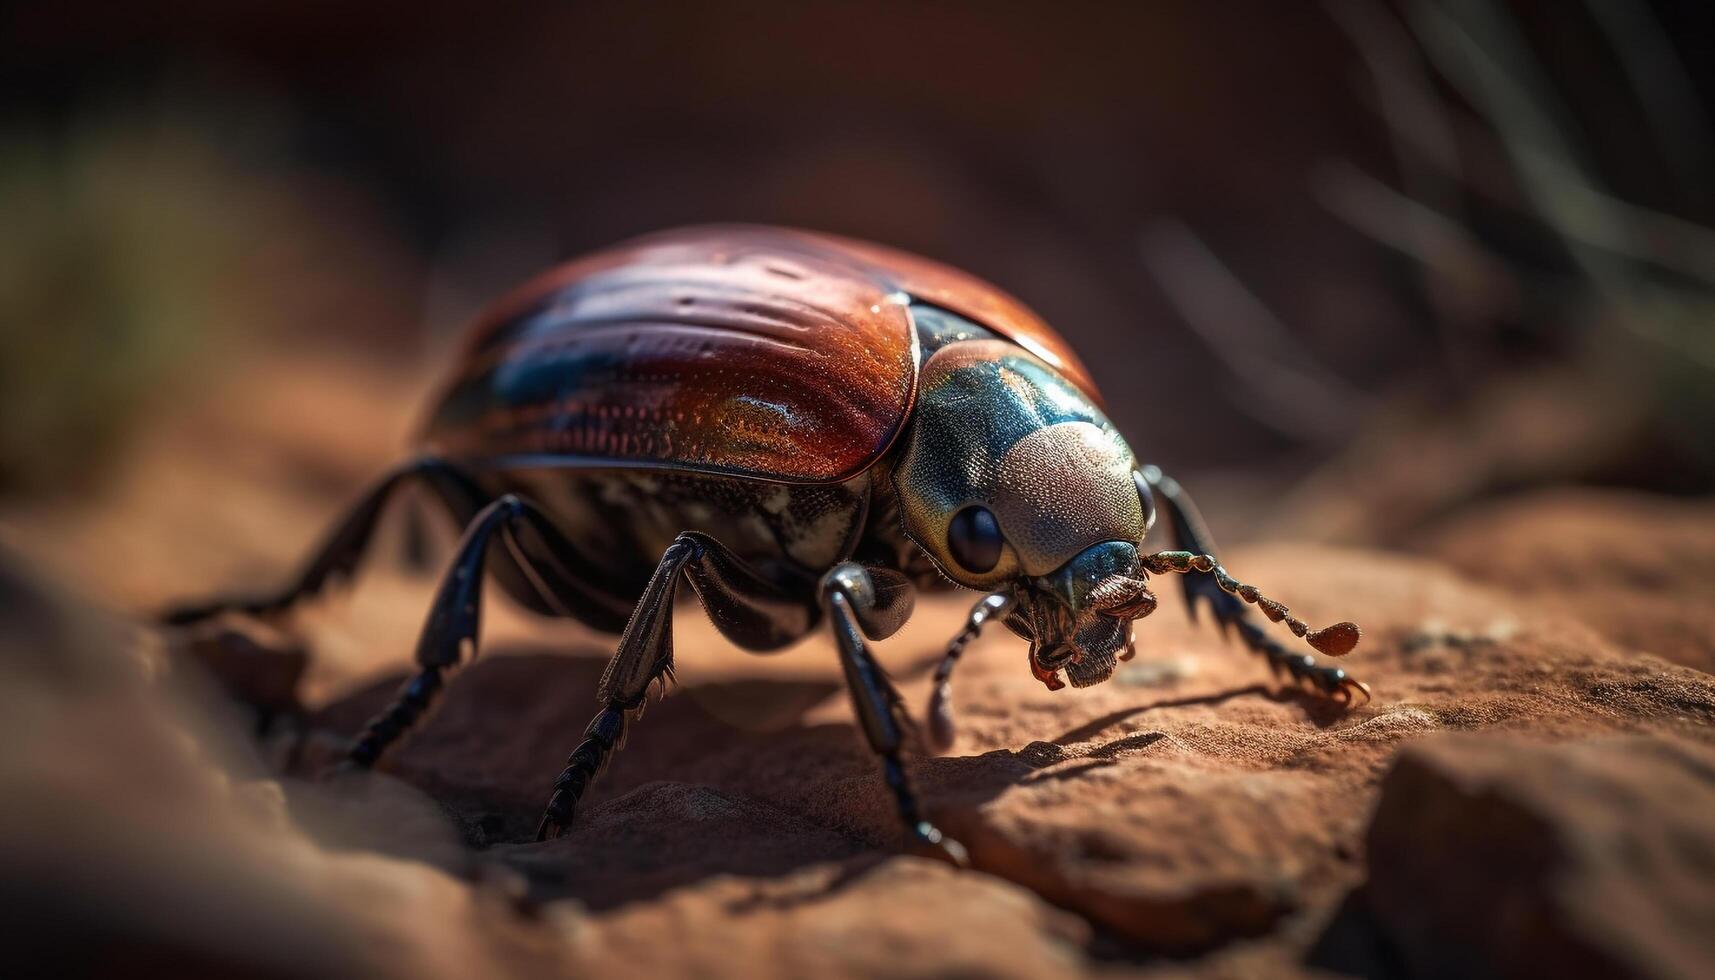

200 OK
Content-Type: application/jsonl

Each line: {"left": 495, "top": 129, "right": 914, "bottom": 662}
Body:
{"left": 1140, "top": 551, "right": 1361, "bottom": 657}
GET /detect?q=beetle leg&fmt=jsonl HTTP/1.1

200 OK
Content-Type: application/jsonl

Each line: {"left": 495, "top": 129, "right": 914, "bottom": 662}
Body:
{"left": 821, "top": 563, "right": 967, "bottom": 867}
{"left": 536, "top": 532, "right": 819, "bottom": 840}
{"left": 160, "top": 457, "right": 488, "bottom": 626}
{"left": 925, "top": 591, "right": 1016, "bottom": 753}
{"left": 535, "top": 535, "right": 698, "bottom": 840}
{"left": 347, "top": 493, "right": 572, "bottom": 766}
{"left": 344, "top": 494, "right": 634, "bottom": 772}
{"left": 1138, "top": 466, "right": 1372, "bottom": 706}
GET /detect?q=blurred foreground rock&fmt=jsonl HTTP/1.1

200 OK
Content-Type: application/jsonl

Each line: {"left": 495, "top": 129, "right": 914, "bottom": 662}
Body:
{"left": 5, "top": 522, "right": 1712, "bottom": 977}
{"left": 1359, "top": 734, "right": 1715, "bottom": 980}
{"left": 0, "top": 555, "right": 555, "bottom": 979}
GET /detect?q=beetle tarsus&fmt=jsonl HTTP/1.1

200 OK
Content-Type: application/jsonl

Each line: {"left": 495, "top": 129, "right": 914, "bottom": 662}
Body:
{"left": 907, "top": 819, "right": 971, "bottom": 868}
{"left": 1236, "top": 618, "right": 1371, "bottom": 705}
{"left": 537, "top": 704, "right": 631, "bottom": 840}
{"left": 348, "top": 664, "right": 448, "bottom": 767}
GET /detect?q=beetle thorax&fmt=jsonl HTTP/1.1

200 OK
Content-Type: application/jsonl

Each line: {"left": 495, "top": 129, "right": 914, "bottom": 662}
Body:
{"left": 892, "top": 339, "right": 1144, "bottom": 591}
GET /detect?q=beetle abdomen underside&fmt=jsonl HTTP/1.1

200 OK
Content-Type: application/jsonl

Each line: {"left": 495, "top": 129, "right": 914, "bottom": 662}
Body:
{"left": 483, "top": 467, "right": 872, "bottom": 598}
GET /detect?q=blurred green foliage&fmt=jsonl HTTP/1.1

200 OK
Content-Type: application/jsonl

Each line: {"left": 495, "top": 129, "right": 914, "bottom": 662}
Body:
{"left": 0, "top": 113, "right": 251, "bottom": 493}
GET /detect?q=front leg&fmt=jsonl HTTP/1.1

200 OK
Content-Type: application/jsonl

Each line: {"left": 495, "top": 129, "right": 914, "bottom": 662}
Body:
{"left": 925, "top": 591, "right": 1016, "bottom": 753}
{"left": 1139, "top": 466, "right": 1370, "bottom": 704}
{"left": 820, "top": 563, "right": 967, "bottom": 865}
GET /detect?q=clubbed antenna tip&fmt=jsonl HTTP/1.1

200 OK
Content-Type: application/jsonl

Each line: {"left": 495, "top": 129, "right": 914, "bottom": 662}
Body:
{"left": 1307, "top": 621, "right": 1361, "bottom": 657}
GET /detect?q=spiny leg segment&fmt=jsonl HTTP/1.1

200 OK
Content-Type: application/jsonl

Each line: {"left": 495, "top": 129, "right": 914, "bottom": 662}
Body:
{"left": 1140, "top": 464, "right": 1370, "bottom": 705}
{"left": 1142, "top": 549, "right": 1369, "bottom": 703}
{"left": 538, "top": 531, "right": 816, "bottom": 840}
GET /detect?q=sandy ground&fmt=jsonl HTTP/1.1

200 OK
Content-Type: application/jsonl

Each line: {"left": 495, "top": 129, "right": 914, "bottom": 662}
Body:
{"left": 3, "top": 355, "right": 1713, "bottom": 978}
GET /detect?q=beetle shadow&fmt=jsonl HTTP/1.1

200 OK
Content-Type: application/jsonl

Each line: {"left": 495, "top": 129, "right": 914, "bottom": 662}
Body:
{"left": 272, "top": 642, "right": 1310, "bottom": 913}
{"left": 902, "top": 682, "right": 1290, "bottom": 826}
{"left": 1041, "top": 680, "right": 1358, "bottom": 742}
{"left": 285, "top": 642, "right": 904, "bottom": 910}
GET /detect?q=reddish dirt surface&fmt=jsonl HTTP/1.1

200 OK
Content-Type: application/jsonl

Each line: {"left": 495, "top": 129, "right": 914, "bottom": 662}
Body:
{"left": 3, "top": 357, "right": 1713, "bottom": 978}
{"left": 1414, "top": 489, "right": 1715, "bottom": 675}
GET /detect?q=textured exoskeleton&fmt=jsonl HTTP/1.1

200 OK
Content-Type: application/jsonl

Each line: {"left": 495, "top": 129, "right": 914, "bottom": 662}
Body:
{"left": 166, "top": 226, "right": 1366, "bottom": 862}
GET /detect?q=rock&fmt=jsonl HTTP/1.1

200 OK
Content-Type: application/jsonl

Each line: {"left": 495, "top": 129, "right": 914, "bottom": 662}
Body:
{"left": 498, "top": 780, "right": 862, "bottom": 909}
{"left": 170, "top": 614, "right": 308, "bottom": 716}
{"left": 0, "top": 552, "right": 561, "bottom": 980}
{"left": 1416, "top": 489, "right": 1715, "bottom": 673}
{"left": 270, "top": 543, "right": 1715, "bottom": 965}
{"left": 1357, "top": 734, "right": 1715, "bottom": 980}
{"left": 0, "top": 549, "right": 1096, "bottom": 979}
{"left": 9, "top": 368, "right": 1715, "bottom": 976}
{"left": 566, "top": 857, "right": 1092, "bottom": 980}
{"left": 889, "top": 546, "right": 1715, "bottom": 957}
{"left": 937, "top": 754, "right": 1317, "bottom": 953}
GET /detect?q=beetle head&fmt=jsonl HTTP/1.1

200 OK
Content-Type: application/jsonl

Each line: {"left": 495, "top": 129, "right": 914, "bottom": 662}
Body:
{"left": 894, "top": 339, "right": 1158, "bottom": 687}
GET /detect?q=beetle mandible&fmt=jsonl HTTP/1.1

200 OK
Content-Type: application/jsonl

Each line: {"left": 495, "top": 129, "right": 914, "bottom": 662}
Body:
{"left": 165, "top": 225, "right": 1367, "bottom": 863}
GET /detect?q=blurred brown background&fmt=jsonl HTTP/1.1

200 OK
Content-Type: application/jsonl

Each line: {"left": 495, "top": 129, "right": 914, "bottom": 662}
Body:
{"left": 3, "top": 0, "right": 1714, "bottom": 561}
{"left": 5, "top": 6, "right": 1715, "bottom": 978}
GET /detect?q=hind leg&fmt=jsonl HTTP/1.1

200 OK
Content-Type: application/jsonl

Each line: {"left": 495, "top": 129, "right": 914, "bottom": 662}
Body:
{"left": 1139, "top": 466, "right": 1370, "bottom": 703}
{"left": 160, "top": 457, "right": 488, "bottom": 626}
{"left": 159, "top": 458, "right": 490, "bottom": 732}
{"left": 345, "top": 492, "right": 633, "bottom": 766}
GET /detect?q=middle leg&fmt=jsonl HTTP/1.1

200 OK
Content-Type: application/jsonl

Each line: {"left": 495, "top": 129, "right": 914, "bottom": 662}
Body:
{"left": 535, "top": 531, "right": 818, "bottom": 839}
{"left": 821, "top": 562, "right": 966, "bottom": 865}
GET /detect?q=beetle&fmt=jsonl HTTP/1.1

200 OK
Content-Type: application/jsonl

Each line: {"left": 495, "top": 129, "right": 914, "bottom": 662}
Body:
{"left": 165, "top": 225, "right": 1367, "bottom": 863}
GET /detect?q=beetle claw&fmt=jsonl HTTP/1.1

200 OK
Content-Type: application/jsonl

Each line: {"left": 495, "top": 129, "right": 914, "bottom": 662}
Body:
{"left": 1339, "top": 677, "right": 1373, "bottom": 706}
{"left": 907, "top": 822, "right": 969, "bottom": 868}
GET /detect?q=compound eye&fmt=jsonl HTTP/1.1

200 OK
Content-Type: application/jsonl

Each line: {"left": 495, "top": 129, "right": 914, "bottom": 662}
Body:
{"left": 1134, "top": 471, "right": 1157, "bottom": 532}
{"left": 947, "top": 505, "right": 1003, "bottom": 573}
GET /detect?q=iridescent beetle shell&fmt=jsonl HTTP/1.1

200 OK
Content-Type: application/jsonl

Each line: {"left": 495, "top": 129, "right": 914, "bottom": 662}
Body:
{"left": 419, "top": 225, "right": 1152, "bottom": 685}
{"left": 165, "top": 224, "right": 1366, "bottom": 859}
{"left": 426, "top": 225, "right": 1101, "bottom": 483}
